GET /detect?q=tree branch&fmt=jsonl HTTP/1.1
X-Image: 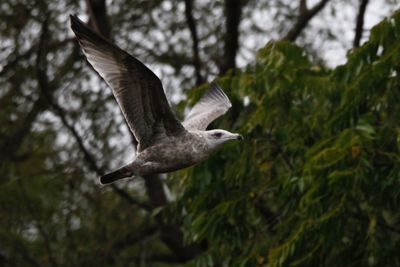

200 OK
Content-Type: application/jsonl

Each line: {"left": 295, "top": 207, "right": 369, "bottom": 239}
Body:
{"left": 353, "top": 0, "right": 369, "bottom": 47}
{"left": 283, "top": 0, "right": 330, "bottom": 42}
{"left": 111, "top": 184, "right": 152, "bottom": 211}
{"left": 299, "top": 0, "right": 307, "bottom": 14}
{"left": 19, "top": 26, "right": 58, "bottom": 260}
{"left": 43, "top": 92, "right": 151, "bottom": 211}
{"left": 219, "top": 0, "right": 244, "bottom": 75}
{"left": 0, "top": 38, "right": 73, "bottom": 77}
{"left": 0, "top": 100, "right": 44, "bottom": 163}
{"left": 0, "top": 39, "right": 74, "bottom": 163}
{"left": 184, "top": 0, "right": 204, "bottom": 85}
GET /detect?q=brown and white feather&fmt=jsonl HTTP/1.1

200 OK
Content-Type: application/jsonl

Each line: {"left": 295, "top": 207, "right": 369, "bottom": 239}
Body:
{"left": 70, "top": 15, "right": 186, "bottom": 151}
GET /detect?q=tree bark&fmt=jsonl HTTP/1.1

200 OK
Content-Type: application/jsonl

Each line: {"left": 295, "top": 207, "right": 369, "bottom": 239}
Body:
{"left": 353, "top": 0, "right": 369, "bottom": 47}
{"left": 184, "top": 0, "right": 204, "bottom": 86}
{"left": 219, "top": 0, "right": 244, "bottom": 76}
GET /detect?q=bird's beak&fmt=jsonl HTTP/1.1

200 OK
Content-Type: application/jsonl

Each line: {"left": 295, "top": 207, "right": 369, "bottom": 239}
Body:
{"left": 236, "top": 134, "right": 244, "bottom": 140}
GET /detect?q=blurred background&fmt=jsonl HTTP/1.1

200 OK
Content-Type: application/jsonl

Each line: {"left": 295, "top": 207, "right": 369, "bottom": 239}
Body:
{"left": 1, "top": 0, "right": 400, "bottom": 266}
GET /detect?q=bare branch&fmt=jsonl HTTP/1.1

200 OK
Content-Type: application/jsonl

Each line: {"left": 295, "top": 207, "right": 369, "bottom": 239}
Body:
{"left": 19, "top": 24, "right": 58, "bottom": 258}
{"left": 353, "top": 0, "right": 370, "bottom": 47}
{"left": 144, "top": 175, "right": 168, "bottom": 208}
{"left": 219, "top": 0, "right": 245, "bottom": 75}
{"left": 284, "top": 0, "right": 330, "bottom": 42}
{"left": 299, "top": 0, "right": 307, "bottom": 15}
{"left": 0, "top": 15, "right": 68, "bottom": 163}
{"left": 184, "top": 0, "right": 204, "bottom": 85}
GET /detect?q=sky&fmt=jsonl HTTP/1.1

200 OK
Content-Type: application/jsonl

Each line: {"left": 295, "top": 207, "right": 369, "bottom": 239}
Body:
{"left": 237, "top": 0, "right": 400, "bottom": 68}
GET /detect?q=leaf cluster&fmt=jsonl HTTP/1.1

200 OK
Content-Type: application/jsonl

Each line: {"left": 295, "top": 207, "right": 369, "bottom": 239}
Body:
{"left": 173, "top": 10, "right": 400, "bottom": 267}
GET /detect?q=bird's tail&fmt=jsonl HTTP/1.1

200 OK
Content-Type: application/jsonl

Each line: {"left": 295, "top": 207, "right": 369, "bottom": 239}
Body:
{"left": 100, "top": 166, "right": 134, "bottom": 184}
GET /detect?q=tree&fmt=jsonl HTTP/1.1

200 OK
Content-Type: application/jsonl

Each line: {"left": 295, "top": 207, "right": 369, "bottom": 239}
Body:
{"left": 0, "top": 0, "right": 399, "bottom": 266}
{"left": 176, "top": 10, "right": 400, "bottom": 265}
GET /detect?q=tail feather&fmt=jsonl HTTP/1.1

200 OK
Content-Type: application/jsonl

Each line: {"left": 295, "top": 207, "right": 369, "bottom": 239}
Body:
{"left": 100, "top": 166, "right": 133, "bottom": 184}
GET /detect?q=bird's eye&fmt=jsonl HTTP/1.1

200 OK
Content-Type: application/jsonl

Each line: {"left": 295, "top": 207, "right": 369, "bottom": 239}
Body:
{"left": 212, "top": 132, "right": 222, "bottom": 138}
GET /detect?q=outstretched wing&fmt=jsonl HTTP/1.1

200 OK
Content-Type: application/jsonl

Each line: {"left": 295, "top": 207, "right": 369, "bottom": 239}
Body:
{"left": 70, "top": 15, "right": 186, "bottom": 151}
{"left": 183, "top": 83, "right": 232, "bottom": 130}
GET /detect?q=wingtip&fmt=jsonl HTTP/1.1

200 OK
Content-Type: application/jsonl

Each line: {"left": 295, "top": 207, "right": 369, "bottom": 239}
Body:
{"left": 208, "top": 82, "right": 231, "bottom": 106}
{"left": 69, "top": 14, "right": 78, "bottom": 25}
{"left": 209, "top": 82, "right": 225, "bottom": 95}
{"left": 209, "top": 82, "right": 220, "bottom": 90}
{"left": 69, "top": 14, "right": 88, "bottom": 34}
{"left": 70, "top": 14, "right": 79, "bottom": 32}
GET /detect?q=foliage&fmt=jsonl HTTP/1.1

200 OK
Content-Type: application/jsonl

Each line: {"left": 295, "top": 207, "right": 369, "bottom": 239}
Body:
{"left": 172, "top": 10, "right": 400, "bottom": 266}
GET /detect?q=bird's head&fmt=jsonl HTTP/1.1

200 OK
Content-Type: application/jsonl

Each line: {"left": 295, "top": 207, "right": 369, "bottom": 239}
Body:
{"left": 205, "top": 129, "right": 243, "bottom": 148}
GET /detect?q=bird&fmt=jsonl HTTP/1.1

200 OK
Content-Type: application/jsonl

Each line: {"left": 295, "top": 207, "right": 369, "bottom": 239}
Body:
{"left": 70, "top": 15, "right": 243, "bottom": 184}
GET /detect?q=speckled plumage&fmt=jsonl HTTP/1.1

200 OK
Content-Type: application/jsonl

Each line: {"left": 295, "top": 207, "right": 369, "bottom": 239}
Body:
{"left": 129, "top": 131, "right": 212, "bottom": 175}
{"left": 70, "top": 15, "right": 242, "bottom": 184}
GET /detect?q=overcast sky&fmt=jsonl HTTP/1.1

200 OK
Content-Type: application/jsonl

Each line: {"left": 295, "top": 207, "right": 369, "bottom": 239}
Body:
{"left": 238, "top": 0, "right": 400, "bottom": 68}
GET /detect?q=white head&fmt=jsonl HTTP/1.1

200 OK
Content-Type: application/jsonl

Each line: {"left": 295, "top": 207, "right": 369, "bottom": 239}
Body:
{"left": 205, "top": 129, "right": 243, "bottom": 149}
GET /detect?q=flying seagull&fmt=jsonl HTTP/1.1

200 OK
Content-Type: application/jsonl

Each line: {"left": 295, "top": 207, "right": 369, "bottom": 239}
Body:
{"left": 70, "top": 15, "right": 242, "bottom": 184}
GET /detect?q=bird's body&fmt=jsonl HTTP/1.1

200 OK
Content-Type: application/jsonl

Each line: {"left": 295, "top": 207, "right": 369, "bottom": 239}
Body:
{"left": 102, "top": 129, "right": 240, "bottom": 183}
{"left": 70, "top": 15, "right": 242, "bottom": 184}
{"left": 130, "top": 131, "right": 215, "bottom": 175}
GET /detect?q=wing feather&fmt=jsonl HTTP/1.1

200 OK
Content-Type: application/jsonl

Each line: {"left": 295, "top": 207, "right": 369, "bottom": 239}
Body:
{"left": 183, "top": 83, "right": 232, "bottom": 130}
{"left": 70, "top": 15, "right": 185, "bottom": 151}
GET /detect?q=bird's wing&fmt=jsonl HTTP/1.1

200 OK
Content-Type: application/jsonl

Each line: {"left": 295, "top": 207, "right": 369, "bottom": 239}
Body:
{"left": 70, "top": 15, "right": 186, "bottom": 151}
{"left": 183, "top": 83, "right": 232, "bottom": 130}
